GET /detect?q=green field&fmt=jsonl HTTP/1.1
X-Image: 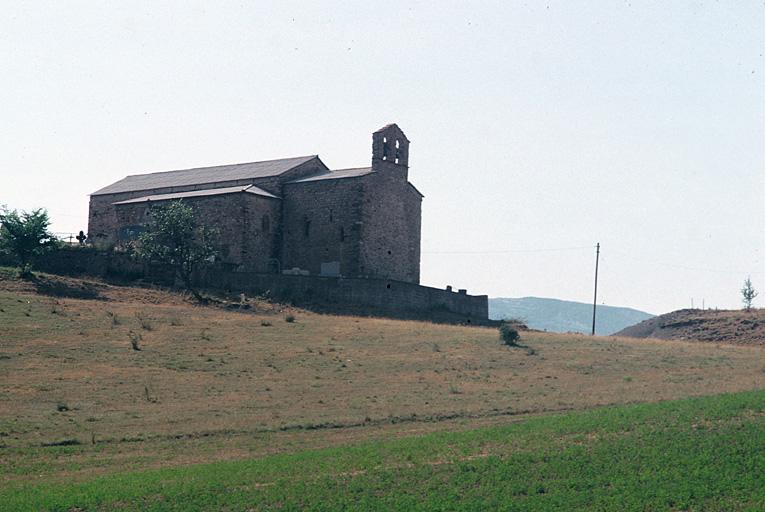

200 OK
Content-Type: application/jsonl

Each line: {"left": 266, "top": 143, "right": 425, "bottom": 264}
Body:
{"left": 4, "top": 389, "right": 765, "bottom": 511}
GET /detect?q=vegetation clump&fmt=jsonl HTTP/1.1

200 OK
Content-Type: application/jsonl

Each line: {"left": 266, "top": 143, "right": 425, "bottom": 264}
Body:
{"left": 135, "top": 311, "right": 153, "bottom": 331}
{"left": 132, "top": 200, "right": 217, "bottom": 302}
{"left": 129, "top": 331, "right": 142, "bottom": 351}
{"left": 742, "top": 276, "right": 758, "bottom": 311}
{"left": 0, "top": 207, "right": 56, "bottom": 279}
{"left": 499, "top": 322, "right": 521, "bottom": 346}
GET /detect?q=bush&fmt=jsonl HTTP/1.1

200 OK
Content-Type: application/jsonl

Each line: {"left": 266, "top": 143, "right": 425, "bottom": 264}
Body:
{"left": 106, "top": 311, "right": 120, "bottom": 328}
{"left": 135, "top": 311, "right": 153, "bottom": 331}
{"left": 285, "top": 314, "right": 295, "bottom": 323}
{"left": 129, "top": 331, "right": 142, "bottom": 351}
{"left": 499, "top": 323, "right": 520, "bottom": 346}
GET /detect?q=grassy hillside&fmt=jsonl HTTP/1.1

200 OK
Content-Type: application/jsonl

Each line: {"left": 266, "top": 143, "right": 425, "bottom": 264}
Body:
{"left": 4, "top": 389, "right": 765, "bottom": 511}
{"left": 3, "top": 268, "right": 765, "bottom": 509}
{"left": 490, "top": 296, "right": 654, "bottom": 335}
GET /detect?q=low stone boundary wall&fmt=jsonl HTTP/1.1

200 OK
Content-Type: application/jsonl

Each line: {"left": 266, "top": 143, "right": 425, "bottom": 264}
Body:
{"left": 3, "top": 248, "right": 488, "bottom": 324}
{"left": 196, "top": 271, "right": 489, "bottom": 324}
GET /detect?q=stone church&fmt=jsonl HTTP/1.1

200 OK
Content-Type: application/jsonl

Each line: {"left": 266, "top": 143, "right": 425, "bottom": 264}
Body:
{"left": 88, "top": 124, "right": 423, "bottom": 283}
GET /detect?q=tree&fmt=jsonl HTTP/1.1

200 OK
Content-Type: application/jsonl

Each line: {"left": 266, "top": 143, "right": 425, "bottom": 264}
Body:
{"left": 133, "top": 201, "right": 217, "bottom": 301}
{"left": 0, "top": 207, "right": 56, "bottom": 278}
{"left": 741, "top": 277, "right": 758, "bottom": 311}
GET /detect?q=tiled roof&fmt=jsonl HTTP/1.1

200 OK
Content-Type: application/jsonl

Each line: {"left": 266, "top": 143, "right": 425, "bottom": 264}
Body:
{"left": 92, "top": 155, "right": 318, "bottom": 196}
{"left": 112, "top": 185, "right": 280, "bottom": 205}
{"left": 287, "top": 167, "right": 373, "bottom": 184}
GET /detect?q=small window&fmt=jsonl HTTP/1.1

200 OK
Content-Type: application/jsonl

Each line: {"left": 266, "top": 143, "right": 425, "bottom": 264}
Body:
{"left": 395, "top": 139, "right": 400, "bottom": 149}
{"left": 261, "top": 215, "right": 270, "bottom": 233}
{"left": 340, "top": 226, "right": 345, "bottom": 242}
{"left": 304, "top": 217, "right": 311, "bottom": 238}
{"left": 329, "top": 209, "right": 334, "bottom": 222}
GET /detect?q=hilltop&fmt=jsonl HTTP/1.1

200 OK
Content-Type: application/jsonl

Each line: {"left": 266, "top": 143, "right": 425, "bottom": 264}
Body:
{"left": 489, "top": 296, "right": 654, "bottom": 335}
{"left": 615, "top": 308, "right": 765, "bottom": 345}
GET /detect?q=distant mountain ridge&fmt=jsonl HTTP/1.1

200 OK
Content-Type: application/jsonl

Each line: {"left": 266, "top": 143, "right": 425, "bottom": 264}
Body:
{"left": 489, "top": 297, "right": 654, "bottom": 336}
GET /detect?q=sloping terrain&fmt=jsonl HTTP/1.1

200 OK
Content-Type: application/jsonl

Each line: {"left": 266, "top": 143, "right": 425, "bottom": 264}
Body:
{"left": 616, "top": 308, "right": 765, "bottom": 345}
{"left": 2, "top": 268, "right": 765, "bottom": 492}
{"left": 490, "top": 296, "right": 654, "bottom": 335}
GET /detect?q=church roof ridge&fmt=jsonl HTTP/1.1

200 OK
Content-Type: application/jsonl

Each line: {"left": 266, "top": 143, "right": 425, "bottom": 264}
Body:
{"left": 92, "top": 155, "right": 319, "bottom": 196}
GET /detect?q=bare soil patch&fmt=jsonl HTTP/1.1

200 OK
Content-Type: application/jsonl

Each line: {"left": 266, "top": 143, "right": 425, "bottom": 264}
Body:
{"left": 616, "top": 308, "right": 765, "bottom": 345}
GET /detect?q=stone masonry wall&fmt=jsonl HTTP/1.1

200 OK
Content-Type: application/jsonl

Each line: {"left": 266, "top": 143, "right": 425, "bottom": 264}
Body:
{"left": 197, "top": 271, "right": 488, "bottom": 323}
{"left": 358, "top": 164, "right": 421, "bottom": 283}
{"left": 281, "top": 177, "right": 364, "bottom": 276}
{"left": 88, "top": 157, "right": 325, "bottom": 243}
{"left": 25, "top": 247, "right": 488, "bottom": 323}
{"left": 113, "top": 192, "right": 281, "bottom": 272}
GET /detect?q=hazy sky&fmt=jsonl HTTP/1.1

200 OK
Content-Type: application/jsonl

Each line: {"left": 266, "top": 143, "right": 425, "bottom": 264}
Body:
{"left": 2, "top": 1, "right": 763, "bottom": 314}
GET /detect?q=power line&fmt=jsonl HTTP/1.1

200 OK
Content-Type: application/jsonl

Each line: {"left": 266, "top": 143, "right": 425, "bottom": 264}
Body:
{"left": 422, "top": 245, "right": 595, "bottom": 255}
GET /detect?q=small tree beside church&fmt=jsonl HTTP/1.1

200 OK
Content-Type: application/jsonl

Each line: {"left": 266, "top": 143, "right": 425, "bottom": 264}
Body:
{"left": 0, "top": 206, "right": 56, "bottom": 278}
{"left": 741, "top": 277, "right": 758, "bottom": 311}
{"left": 134, "top": 201, "right": 217, "bottom": 301}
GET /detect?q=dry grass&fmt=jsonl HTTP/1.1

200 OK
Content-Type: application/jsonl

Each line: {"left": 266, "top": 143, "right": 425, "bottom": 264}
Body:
{"left": 2, "top": 271, "right": 765, "bottom": 482}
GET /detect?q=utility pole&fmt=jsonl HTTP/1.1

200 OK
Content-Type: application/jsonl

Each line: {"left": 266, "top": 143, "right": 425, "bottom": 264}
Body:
{"left": 591, "top": 243, "right": 600, "bottom": 336}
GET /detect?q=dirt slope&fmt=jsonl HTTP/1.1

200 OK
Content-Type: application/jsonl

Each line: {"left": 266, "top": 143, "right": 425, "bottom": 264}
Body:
{"left": 616, "top": 308, "right": 765, "bottom": 345}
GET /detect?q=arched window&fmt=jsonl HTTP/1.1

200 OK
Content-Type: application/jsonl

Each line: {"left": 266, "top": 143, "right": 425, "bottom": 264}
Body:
{"left": 261, "top": 215, "right": 270, "bottom": 233}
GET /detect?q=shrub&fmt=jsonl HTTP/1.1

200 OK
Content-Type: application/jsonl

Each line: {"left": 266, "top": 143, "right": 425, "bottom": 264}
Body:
{"left": 285, "top": 314, "right": 295, "bottom": 323}
{"left": 135, "top": 311, "right": 153, "bottom": 331}
{"left": 107, "top": 310, "right": 120, "bottom": 328}
{"left": 261, "top": 320, "right": 272, "bottom": 327}
{"left": 499, "top": 323, "right": 520, "bottom": 346}
{"left": 129, "top": 331, "right": 142, "bottom": 351}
